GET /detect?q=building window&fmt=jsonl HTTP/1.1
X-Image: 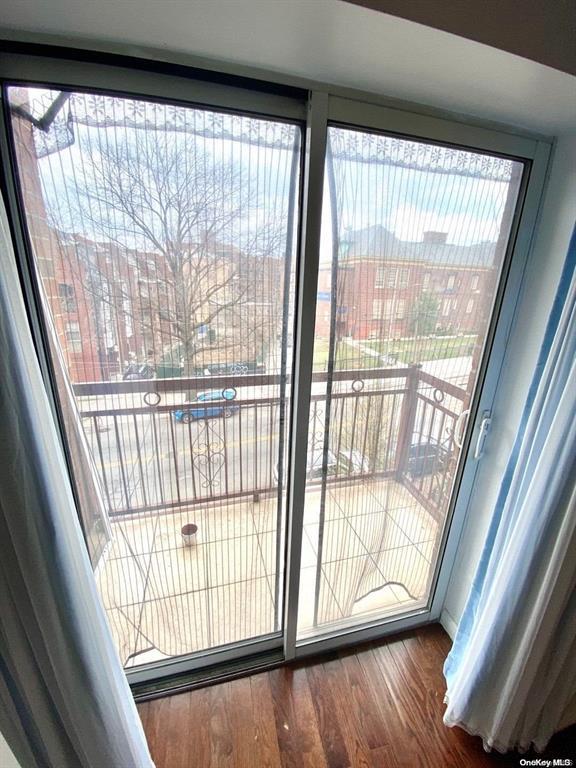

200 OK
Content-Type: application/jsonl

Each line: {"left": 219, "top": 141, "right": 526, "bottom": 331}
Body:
{"left": 383, "top": 299, "right": 394, "bottom": 319}
{"left": 66, "top": 321, "right": 82, "bottom": 353}
{"left": 466, "top": 299, "right": 474, "bottom": 314}
{"left": 423, "top": 272, "right": 431, "bottom": 290}
{"left": 471, "top": 274, "right": 479, "bottom": 291}
{"left": 386, "top": 268, "right": 398, "bottom": 288}
{"left": 375, "top": 266, "right": 386, "bottom": 288}
{"left": 396, "top": 298, "right": 406, "bottom": 319}
{"left": 399, "top": 268, "right": 410, "bottom": 288}
{"left": 58, "top": 282, "right": 76, "bottom": 313}
{"left": 446, "top": 274, "right": 456, "bottom": 291}
{"left": 442, "top": 299, "right": 450, "bottom": 317}
{"left": 121, "top": 281, "right": 133, "bottom": 338}
{"left": 372, "top": 298, "right": 382, "bottom": 319}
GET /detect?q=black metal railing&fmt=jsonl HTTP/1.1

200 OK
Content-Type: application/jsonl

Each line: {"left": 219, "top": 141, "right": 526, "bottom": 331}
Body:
{"left": 75, "top": 367, "right": 467, "bottom": 519}
{"left": 399, "top": 368, "right": 468, "bottom": 519}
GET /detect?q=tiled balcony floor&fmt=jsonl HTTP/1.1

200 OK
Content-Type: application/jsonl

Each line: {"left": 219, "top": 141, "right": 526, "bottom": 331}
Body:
{"left": 96, "top": 479, "right": 441, "bottom": 667}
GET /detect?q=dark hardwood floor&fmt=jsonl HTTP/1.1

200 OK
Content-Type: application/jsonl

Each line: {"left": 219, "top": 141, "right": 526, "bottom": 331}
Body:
{"left": 138, "top": 624, "right": 575, "bottom": 767}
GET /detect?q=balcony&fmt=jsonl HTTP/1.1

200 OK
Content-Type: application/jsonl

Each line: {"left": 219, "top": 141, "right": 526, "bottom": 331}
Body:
{"left": 76, "top": 367, "right": 467, "bottom": 666}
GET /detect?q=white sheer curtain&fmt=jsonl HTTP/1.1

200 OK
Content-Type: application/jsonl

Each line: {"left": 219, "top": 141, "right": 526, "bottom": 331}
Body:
{"left": 0, "top": 201, "right": 154, "bottom": 767}
{"left": 443, "top": 227, "right": 576, "bottom": 752}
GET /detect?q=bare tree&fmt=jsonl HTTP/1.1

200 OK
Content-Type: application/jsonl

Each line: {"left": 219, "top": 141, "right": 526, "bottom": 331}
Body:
{"left": 50, "top": 129, "right": 285, "bottom": 382}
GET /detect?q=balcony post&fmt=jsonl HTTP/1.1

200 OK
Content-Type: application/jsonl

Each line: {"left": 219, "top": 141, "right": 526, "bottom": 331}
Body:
{"left": 395, "top": 363, "right": 421, "bottom": 480}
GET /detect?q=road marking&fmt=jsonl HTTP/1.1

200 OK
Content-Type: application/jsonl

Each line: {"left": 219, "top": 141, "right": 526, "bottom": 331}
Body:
{"left": 183, "top": 433, "right": 280, "bottom": 452}
{"left": 99, "top": 434, "right": 279, "bottom": 470}
{"left": 103, "top": 459, "right": 137, "bottom": 469}
{"left": 102, "top": 454, "right": 170, "bottom": 469}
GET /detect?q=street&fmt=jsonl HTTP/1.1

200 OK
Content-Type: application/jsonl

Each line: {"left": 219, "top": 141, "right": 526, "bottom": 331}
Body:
{"left": 78, "top": 354, "right": 470, "bottom": 515}
{"left": 83, "top": 401, "right": 283, "bottom": 513}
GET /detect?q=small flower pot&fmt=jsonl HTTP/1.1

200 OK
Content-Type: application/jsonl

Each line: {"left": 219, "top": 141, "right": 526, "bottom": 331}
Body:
{"left": 181, "top": 523, "right": 198, "bottom": 546}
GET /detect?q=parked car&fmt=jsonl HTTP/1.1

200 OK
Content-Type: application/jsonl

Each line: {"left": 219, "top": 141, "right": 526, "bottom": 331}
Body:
{"left": 122, "top": 362, "right": 155, "bottom": 380}
{"left": 173, "top": 388, "right": 239, "bottom": 423}
{"left": 274, "top": 446, "right": 368, "bottom": 483}
{"left": 338, "top": 448, "right": 371, "bottom": 474}
{"left": 406, "top": 435, "right": 451, "bottom": 478}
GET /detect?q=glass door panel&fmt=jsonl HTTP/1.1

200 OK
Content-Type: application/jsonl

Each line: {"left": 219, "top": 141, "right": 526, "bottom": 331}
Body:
{"left": 6, "top": 75, "right": 539, "bottom": 667}
{"left": 8, "top": 86, "right": 300, "bottom": 667}
{"left": 297, "top": 125, "right": 524, "bottom": 639}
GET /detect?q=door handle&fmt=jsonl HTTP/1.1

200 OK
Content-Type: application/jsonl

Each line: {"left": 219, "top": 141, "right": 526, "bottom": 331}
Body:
{"left": 474, "top": 412, "right": 492, "bottom": 460}
{"left": 453, "top": 408, "right": 469, "bottom": 449}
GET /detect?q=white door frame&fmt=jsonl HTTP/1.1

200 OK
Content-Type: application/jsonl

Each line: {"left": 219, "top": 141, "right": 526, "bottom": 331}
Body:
{"left": 285, "top": 92, "right": 551, "bottom": 659}
{"left": 0, "top": 49, "right": 552, "bottom": 680}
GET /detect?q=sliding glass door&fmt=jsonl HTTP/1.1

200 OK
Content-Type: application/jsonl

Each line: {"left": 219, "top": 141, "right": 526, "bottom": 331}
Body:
{"left": 1, "top": 58, "right": 548, "bottom": 679}
{"left": 296, "top": 124, "right": 524, "bottom": 639}
{"left": 6, "top": 84, "right": 301, "bottom": 669}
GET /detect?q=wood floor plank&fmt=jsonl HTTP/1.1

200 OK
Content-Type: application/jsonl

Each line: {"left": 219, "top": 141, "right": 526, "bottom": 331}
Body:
{"left": 144, "top": 693, "right": 172, "bottom": 768}
{"left": 226, "top": 676, "right": 256, "bottom": 768}
{"left": 306, "top": 660, "right": 351, "bottom": 768}
{"left": 322, "top": 656, "right": 376, "bottom": 768}
{"left": 138, "top": 624, "right": 576, "bottom": 768}
{"left": 370, "top": 641, "right": 437, "bottom": 768}
{"left": 268, "top": 665, "right": 328, "bottom": 768}
{"left": 416, "top": 622, "right": 452, "bottom": 657}
{"left": 137, "top": 701, "right": 151, "bottom": 734}
{"left": 370, "top": 745, "right": 403, "bottom": 767}
{"left": 268, "top": 666, "right": 307, "bottom": 768}
{"left": 352, "top": 648, "right": 401, "bottom": 768}
{"left": 186, "top": 687, "right": 212, "bottom": 768}
{"left": 162, "top": 692, "right": 192, "bottom": 768}
{"left": 207, "top": 682, "right": 234, "bottom": 767}
{"left": 290, "top": 665, "right": 329, "bottom": 768}
{"left": 249, "top": 672, "right": 282, "bottom": 768}
{"left": 405, "top": 634, "right": 513, "bottom": 768}
{"left": 338, "top": 649, "right": 390, "bottom": 751}
{"left": 386, "top": 638, "right": 463, "bottom": 768}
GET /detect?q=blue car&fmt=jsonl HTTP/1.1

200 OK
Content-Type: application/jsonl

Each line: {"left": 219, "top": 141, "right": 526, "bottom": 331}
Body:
{"left": 174, "top": 388, "right": 239, "bottom": 423}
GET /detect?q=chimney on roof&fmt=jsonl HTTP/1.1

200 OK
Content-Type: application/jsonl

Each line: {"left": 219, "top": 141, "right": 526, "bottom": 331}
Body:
{"left": 423, "top": 231, "right": 448, "bottom": 245}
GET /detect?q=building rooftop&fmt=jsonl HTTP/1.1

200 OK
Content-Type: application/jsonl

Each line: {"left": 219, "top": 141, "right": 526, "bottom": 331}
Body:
{"left": 344, "top": 225, "right": 497, "bottom": 268}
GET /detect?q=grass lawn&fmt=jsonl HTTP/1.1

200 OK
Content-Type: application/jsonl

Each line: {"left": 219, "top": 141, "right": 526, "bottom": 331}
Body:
{"left": 312, "top": 335, "right": 477, "bottom": 370}
{"left": 312, "top": 339, "right": 330, "bottom": 371}
{"left": 362, "top": 335, "right": 477, "bottom": 364}
{"left": 313, "top": 339, "right": 385, "bottom": 371}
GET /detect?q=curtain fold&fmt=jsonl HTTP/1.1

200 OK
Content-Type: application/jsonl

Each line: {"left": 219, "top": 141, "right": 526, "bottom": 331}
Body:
{"left": 0, "top": 202, "right": 154, "bottom": 767}
{"left": 443, "top": 226, "right": 576, "bottom": 753}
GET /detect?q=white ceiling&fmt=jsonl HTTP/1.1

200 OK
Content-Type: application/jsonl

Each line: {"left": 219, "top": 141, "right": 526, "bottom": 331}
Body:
{"left": 1, "top": 0, "right": 575, "bottom": 135}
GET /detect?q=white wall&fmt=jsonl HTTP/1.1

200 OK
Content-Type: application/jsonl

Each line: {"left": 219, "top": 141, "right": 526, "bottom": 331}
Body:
{"left": 1, "top": 1, "right": 575, "bottom": 135}
{"left": 0, "top": 734, "right": 21, "bottom": 768}
{"left": 441, "top": 134, "right": 576, "bottom": 637}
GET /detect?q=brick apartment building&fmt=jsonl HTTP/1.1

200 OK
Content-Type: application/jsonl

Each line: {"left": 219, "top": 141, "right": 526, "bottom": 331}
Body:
{"left": 315, "top": 226, "right": 498, "bottom": 341}
{"left": 28, "top": 223, "right": 283, "bottom": 384}
{"left": 48, "top": 233, "right": 175, "bottom": 382}
{"left": 7, "top": 103, "right": 176, "bottom": 383}
{"left": 11, "top": 94, "right": 284, "bottom": 384}
{"left": 10, "top": 95, "right": 143, "bottom": 383}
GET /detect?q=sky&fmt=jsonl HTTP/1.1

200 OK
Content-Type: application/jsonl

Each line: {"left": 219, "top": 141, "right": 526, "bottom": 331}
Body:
{"left": 19, "top": 87, "right": 521, "bottom": 267}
